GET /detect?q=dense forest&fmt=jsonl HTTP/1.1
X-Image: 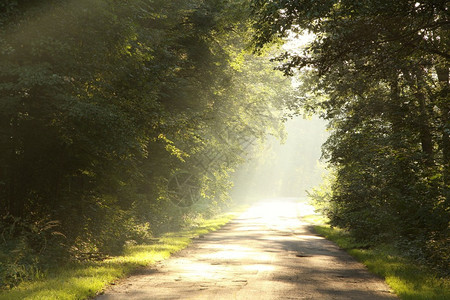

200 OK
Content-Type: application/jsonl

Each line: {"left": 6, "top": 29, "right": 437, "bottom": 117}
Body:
{"left": 251, "top": 0, "right": 449, "bottom": 272}
{"left": 0, "top": 0, "right": 448, "bottom": 290}
{"left": 0, "top": 0, "right": 295, "bottom": 287}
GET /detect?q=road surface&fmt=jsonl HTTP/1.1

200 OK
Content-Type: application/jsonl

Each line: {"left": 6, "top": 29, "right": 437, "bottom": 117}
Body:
{"left": 97, "top": 198, "right": 397, "bottom": 299}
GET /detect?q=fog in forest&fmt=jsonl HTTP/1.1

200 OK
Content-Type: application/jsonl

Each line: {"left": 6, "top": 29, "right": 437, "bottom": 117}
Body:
{"left": 231, "top": 117, "right": 329, "bottom": 201}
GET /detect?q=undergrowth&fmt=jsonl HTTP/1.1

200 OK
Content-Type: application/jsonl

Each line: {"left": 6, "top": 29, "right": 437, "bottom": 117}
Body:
{"left": 0, "top": 210, "right": 240, "bottom": 300}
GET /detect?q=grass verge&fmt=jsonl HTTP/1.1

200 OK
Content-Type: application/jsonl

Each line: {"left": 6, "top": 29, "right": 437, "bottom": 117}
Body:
{"left": 0, "top": 210, "right": 242, "bottom": 300}
{"left": 311, "top": 222, "right": 449, "bottom": 300}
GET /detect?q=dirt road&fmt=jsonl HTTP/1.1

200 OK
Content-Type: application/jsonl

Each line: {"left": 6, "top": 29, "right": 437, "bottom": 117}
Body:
{"left": 97, "top": 199, "right": 397, "bottom": 299}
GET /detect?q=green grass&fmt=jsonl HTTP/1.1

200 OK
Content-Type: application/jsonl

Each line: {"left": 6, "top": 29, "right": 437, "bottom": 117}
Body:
{"left": 0, "top": 211, "right": 241, "bottom": 300}
{"left": 312, "top": 223, "right": 450, "bottom": 300}
{"left": 300, "top": 213, "right": 329, "bottom": 225}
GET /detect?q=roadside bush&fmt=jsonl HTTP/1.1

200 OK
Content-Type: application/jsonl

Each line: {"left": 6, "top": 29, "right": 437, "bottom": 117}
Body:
{"left": 424, "top": 230, "right": 450, "bottom": 276}
{"left": 63, "top": 195, "right": 154, "bottom": 258}
{"left": 0, "top": 214, "right": 66, "bottom": 289}
{"left": 308, "top": 168, "right": 450, "bottom": 275}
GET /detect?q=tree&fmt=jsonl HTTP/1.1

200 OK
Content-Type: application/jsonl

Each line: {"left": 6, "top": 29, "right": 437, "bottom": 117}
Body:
{"left": 0, "top": 1, "right": 294, "bottom": 280}
{"left": 250, "top": 0, "right": 449, "bottom": 269}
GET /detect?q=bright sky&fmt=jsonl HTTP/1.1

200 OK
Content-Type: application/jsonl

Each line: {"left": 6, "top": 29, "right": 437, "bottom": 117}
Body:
{"left": 282, "top": 31, "right": 315, "bottom": 55}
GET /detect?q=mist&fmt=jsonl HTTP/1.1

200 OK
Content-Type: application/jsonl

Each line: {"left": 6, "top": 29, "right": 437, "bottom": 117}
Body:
{"left": 231, "top": 116, "right": 329, "bottom": 201}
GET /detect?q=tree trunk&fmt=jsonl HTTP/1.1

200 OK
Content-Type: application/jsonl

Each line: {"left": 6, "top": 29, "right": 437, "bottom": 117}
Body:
{"left": 403, "top": 68, "right": 434, "bottom": 165}
{"left": 8, "top": 116, "right": 24, "bottom": 218}
{"left": 416, "top": 91, "right": 434, "bottom": 160}
{"left": 436, "top": 65, "right": 449, "bottom": 189}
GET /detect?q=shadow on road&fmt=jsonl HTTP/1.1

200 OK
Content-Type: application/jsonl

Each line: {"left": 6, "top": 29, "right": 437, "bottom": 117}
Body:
{"left": 98, "top": 198, "right": 397, "bottom": 300}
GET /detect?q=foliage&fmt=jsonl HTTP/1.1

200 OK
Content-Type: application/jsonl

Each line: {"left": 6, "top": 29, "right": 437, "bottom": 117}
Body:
{"left": 0, "top": 214, "right": 65, "bottom": 289}
{"left": 0, "top": 0, "right": 294, "bottom": 289}
{"left": 306, "top": 171, "right": 334, "bottom": 216}
{"left": 251, "top": 0, "right": 449, "bottom": 271}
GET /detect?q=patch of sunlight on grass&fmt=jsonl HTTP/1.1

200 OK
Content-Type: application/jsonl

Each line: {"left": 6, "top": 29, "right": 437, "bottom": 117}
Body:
{"left": 301, "top": 214, "right": 329, "bottom": 225}
{"left": 314, "top": 225, "right": 450, "bottom": 300}
{"left": 0, "top": 209, "right": 242, "bottom": 300}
